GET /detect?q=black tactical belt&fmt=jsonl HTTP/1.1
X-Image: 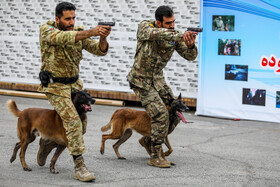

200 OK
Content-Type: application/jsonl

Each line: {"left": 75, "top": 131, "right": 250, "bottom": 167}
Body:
{"left": 39, "top": 71, "right": 79, "bottom": 87}
{"left": 52, "top": 75, "right": 79, "bottom": 84}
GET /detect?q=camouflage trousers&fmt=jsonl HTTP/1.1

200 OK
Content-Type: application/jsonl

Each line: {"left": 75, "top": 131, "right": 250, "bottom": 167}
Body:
{"left": 132, "top": 84, "right": 174, "bottom": 145}
{"left": 46, "top": 93, "right": 86, "bottom": 156}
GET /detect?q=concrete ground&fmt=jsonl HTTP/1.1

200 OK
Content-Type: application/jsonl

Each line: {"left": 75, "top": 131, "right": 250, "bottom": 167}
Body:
{"left": 0, "top": 95, "right": 279, "bottom": 187}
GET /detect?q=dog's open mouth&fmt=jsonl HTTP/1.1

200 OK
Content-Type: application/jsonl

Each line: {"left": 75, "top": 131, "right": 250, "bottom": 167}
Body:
{"left": 176, "top": 110, "right": 187, "bottom": 124}
{"left": 83, "top": 104, "right": 92, "bottom": 112}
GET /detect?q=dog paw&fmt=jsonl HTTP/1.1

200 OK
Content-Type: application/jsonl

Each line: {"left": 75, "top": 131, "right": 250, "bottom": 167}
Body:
{"left": 164, "top": 151, "right": 172, "bottom": 157}
{"left": 118, "top": 157, "right": 126, "bottom": 160}
{"left": 100, "top": 149, "right": 104, "bottom": 155}
{"left": 50, "top": 168, "right": 59, "bottom": 174}
{"left": 170, "top": 162, "right": 176, "bottom": 166}
{"left": 10, "top": 156, "right": 16, "bottom": 163}
{"left": 23, "top": 167, "right": 32, "bottom": 171}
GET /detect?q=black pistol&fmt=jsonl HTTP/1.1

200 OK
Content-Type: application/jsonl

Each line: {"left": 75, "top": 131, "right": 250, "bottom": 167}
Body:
{"left": 187, "top": 27, "right": 203, "bottom": 32}
{"left": 98, "top": 22, "right": 115, "bottom": 26}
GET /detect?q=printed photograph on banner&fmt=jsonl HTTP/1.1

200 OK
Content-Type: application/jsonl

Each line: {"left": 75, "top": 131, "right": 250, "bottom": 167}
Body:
{"left": 225, "top": 64, "right": 248, "bottom": 81}
{"left": 218, "top": 39, "right": 241, "bottom": 56}
{"left": 276, "top": 91, "right": 280, "bottom": 108}
{"left": 212, "top": 15, "right": 235, "bottom": 31}
{"left": 242, "top": 88, "right": 266, "bottom": 106}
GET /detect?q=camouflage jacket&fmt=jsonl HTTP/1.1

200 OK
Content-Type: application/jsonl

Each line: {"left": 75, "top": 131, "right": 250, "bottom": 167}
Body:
{"left": 214, "top": 18, "right": 225, "bottom": 31}
{"left": 127, "top": 20, "right": 198, "bottom": 93}
{"left": 38, "top": 20, "right": 108, "bottom": 97}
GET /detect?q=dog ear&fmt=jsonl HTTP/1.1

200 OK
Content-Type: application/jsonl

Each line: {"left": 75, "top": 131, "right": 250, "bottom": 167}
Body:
{"left": 178, "top": 93, "right": 182, "bottom": 99}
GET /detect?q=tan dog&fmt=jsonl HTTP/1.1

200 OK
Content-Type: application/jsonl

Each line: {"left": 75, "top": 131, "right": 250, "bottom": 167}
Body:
{"left": 100, "top": 94, "right": 189, "bottom": 160}
{"left": 7, "top": 90, "right": 95, "bottom": 173}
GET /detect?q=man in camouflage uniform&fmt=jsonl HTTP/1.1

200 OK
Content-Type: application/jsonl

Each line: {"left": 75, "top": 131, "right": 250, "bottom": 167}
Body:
{"left": 213, "top": 16, "right": 228, "bottom": 31}
{"left": 127, "top": 6, "right": 198, "bottom": 168}
{"left": 37, "top": 2, "right": 111, "bottom": 181}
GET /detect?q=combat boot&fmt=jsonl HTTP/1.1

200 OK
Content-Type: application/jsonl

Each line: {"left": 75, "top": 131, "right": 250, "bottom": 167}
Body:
{"left": 37, "top": 138, "right": 58, "bottom": 166}
{"left": 74, "top": 156, "right": 96, "bottom": 182}
{"left": 139, "top": 136, "right": 151, "bottom": 155}
{"left": 148, "top": 145, "right": 171, "bottom": 168}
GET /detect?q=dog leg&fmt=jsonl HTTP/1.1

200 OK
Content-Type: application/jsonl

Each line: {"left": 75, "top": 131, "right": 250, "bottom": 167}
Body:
{"left": 139, "top": 136, "right": 152, "bottom": 156}
{"left": 37, "top": 138, "right": 58, "bottom": 167}
{"left": 100, "top": 135, "right": 107, "bottom": 155}
{"left": 164, "top": 136, "right": 175, "bottom": 166}
{"left": 164, "top": 136, "right": 173, "bottom": 157}
{"left": 50, "top": 145, "right": 66, "bottom": 174}
{"left": 10, "top": 142, "right": 21, "bottom": 163}
{"left": 19, "top": 133, "right": 36, "bottom": 171}
{"left": 113, "top": 128, "right": 133, "bottom": 159}
{"left": 101, "top": 133, "right": 122, "bottom": 155}
{"left": 19, "top": 141, "right": 32, "bottom": 171}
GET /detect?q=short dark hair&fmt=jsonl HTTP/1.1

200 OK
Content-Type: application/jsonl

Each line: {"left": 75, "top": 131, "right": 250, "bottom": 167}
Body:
{"left": 55, "top": 2, "right": 76, "bottom": 19}
{"left": 155, "top": 6, "right": 174, "bottom": 22}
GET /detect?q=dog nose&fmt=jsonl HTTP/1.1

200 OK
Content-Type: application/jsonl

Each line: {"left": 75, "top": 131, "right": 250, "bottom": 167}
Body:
{"left": 91, "top": 99, "right": 95, "bottom": 104}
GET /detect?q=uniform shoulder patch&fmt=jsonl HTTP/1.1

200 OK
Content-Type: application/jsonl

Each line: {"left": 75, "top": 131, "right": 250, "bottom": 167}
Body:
{"left": 149, "top": 24, "right": 154, "bottom": 27}
{"left": 168, "top": 41, "right": 176, "bottom": 45}
{"left": 48, "top": 26, "right": 54, "bottom": 30}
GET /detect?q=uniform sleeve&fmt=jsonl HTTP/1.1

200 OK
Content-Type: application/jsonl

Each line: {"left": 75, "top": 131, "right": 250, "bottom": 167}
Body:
{"left": 137, "top": 21, "right": 183, "bottom": 42}
{"left": 40, "top": 24, "right": 78, "bottom": 46}
{"left": 82, "top": 38, "right": 108, "bottom": 56}
{"left": 175, "top": 41, "right": 198, "bottom": 61}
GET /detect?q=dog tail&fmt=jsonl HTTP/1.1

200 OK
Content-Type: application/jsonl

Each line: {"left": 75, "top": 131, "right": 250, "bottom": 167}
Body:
{"left": 6, "top": 100, "right": 21, "bottom": 117}
{"left": 101, "top": 121, "right": 111, "bottom": 132}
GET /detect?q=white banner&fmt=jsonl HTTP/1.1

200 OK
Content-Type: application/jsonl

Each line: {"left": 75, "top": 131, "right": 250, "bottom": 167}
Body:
{"left": 196, "top": 0, "right": 280, "bottom": 123}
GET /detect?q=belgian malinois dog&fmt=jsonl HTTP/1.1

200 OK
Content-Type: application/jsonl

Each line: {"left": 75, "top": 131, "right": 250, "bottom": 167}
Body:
{"left": 7, "top": 90, "right": 95, "bottom": 173}
{"left": 100, "top": 93, "right": 189, "bottom": 161}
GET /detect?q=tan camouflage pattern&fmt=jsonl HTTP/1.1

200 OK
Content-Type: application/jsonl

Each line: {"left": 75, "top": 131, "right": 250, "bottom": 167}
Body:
{"left": 132, "top": 86, "right": 170, "bottom": 145}
{"left": 38, "top": 20, "right": 107, "bottom": 97}
{"left": 127, "top": 20, "right": 198, "bottom": 92}
{"left": 127, "top": 20, "right": 198, "bottom": 145}
{"left": 46, "top": 93, "right": 85, "bottom": 155}
{"left": 38, "top": 20, "right": 108, "bottom": 155}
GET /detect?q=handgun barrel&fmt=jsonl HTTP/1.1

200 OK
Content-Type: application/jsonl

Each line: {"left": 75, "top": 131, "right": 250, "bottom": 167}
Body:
{"left": 187, "top": 27, "right": 203, "bottom": 32}
{"left": 98, "top": 22, "right": 115, "bottom": 26}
